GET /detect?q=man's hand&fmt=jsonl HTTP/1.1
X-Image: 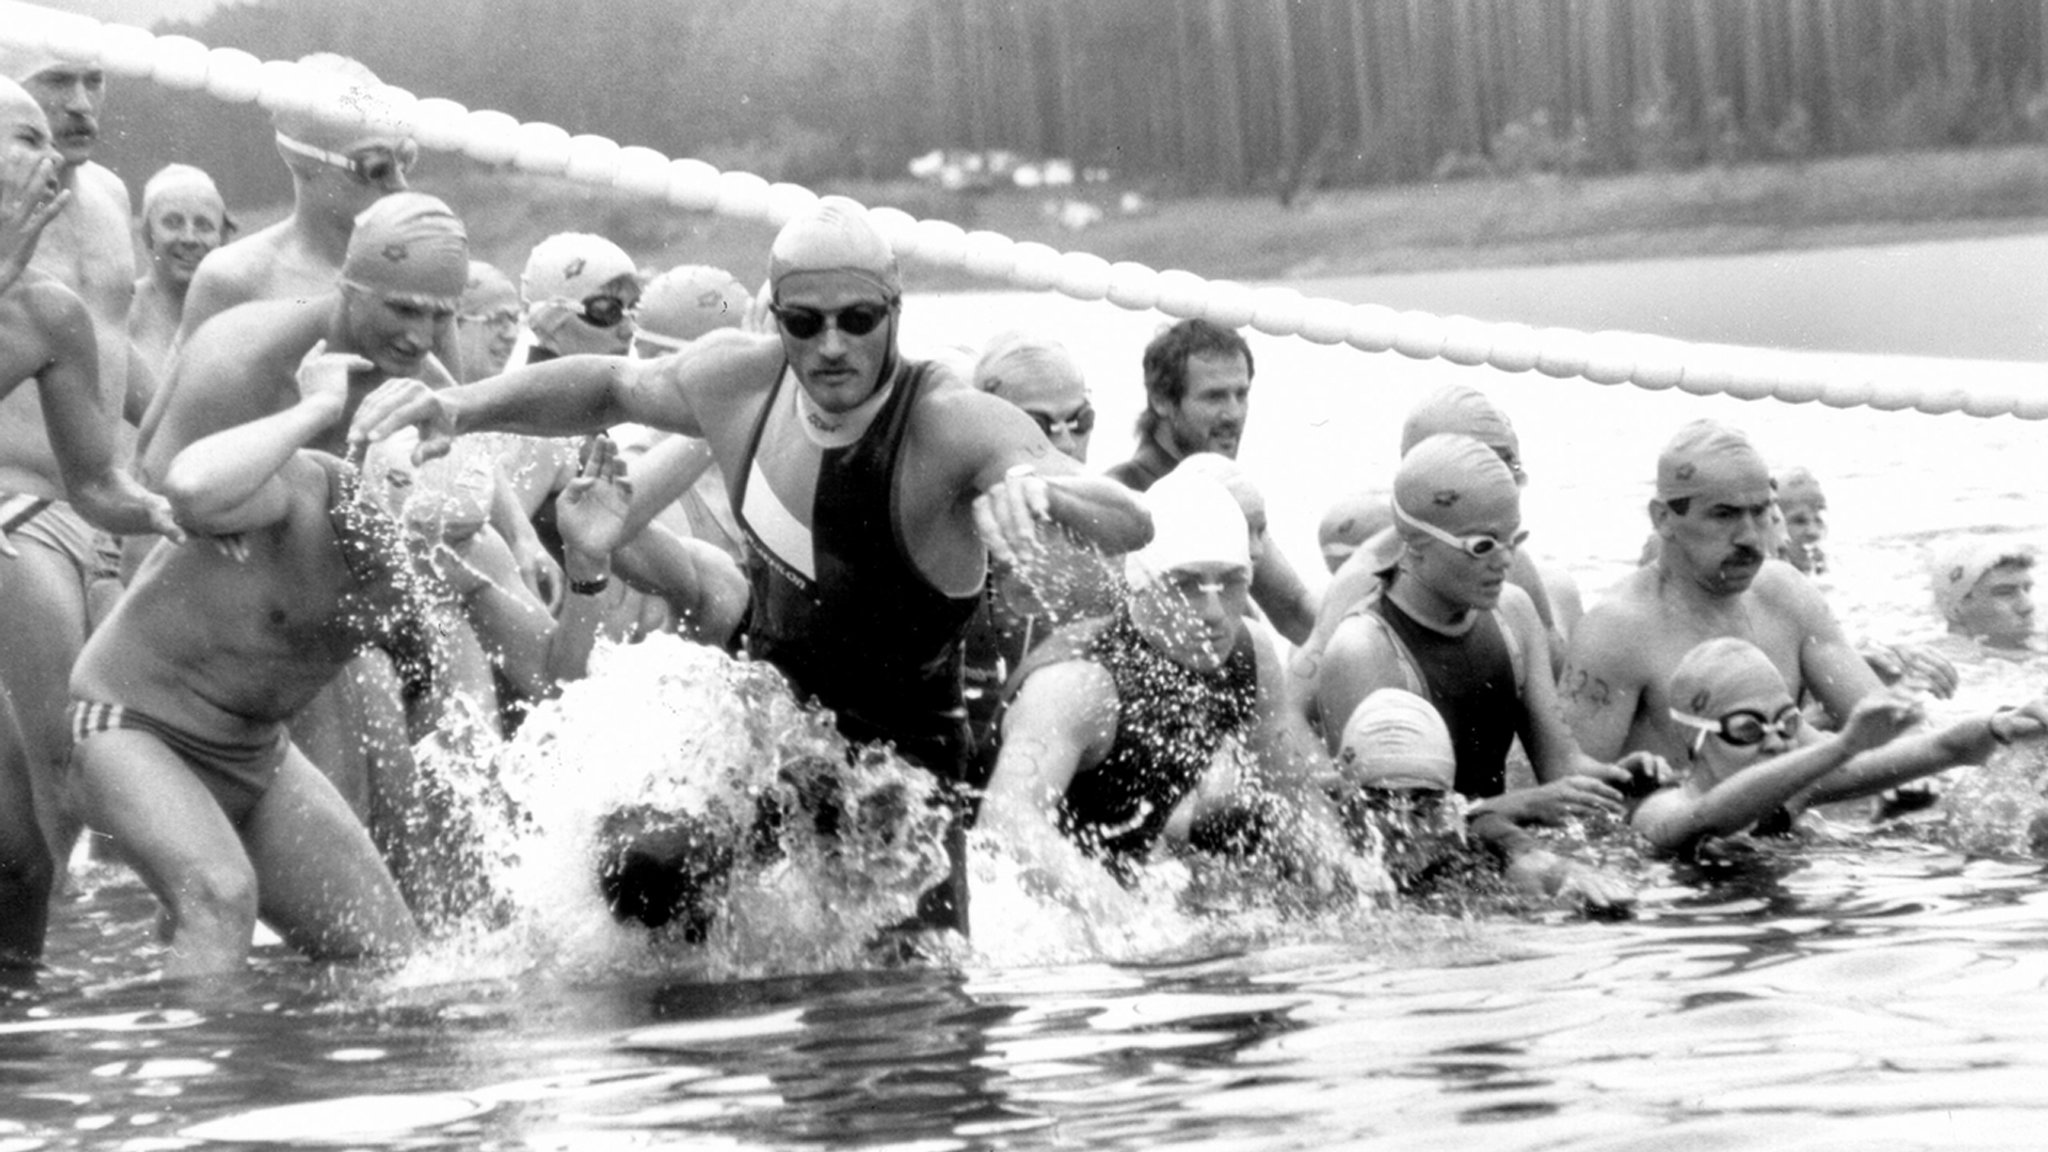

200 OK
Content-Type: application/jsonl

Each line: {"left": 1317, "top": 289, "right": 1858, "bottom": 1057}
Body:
{"left": 0, "top": 155, "right": 68, "bottom": 290}
{"left": 973, "top": 464, "right": 1052, "bottom": 568}
{"left": 348, "top": 377, "right": 458, "bottom": 463}
{"left": 1862, "top": 641, "right": 1959, "bottom": 699}
{"left": 1486, "top": 776, "right": 1626, "bottom": 826}
{"left": 557, "top": 434, "right": 634, "bottom": 566}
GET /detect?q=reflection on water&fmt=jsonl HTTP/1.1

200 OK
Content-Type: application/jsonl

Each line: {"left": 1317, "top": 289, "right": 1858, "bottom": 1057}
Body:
{"left": 10, "top": 278, "right": 2048, "bottom": 1148}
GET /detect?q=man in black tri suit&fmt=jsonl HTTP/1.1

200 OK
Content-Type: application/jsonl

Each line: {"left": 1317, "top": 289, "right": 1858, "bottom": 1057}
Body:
{"left": 348, "top": 196, "right": 1154, "bottom": 935}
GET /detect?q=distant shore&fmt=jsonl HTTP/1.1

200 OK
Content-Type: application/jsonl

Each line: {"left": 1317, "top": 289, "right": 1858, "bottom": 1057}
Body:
{"left": 324, "top": 143, "right": 2048, "bottom": 294}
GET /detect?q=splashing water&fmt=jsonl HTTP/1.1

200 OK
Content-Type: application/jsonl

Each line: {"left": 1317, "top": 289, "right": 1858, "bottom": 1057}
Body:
{"left": 391, "top": 635, "right": 955, "bottom": 984}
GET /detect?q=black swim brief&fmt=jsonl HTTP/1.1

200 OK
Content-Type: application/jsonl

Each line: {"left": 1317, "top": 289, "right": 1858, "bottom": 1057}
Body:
{"left": 68, "top": 700, "right": 289, "bottom": 827}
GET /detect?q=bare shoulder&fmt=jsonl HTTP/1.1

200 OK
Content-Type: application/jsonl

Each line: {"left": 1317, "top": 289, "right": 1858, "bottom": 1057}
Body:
{"left": 1013, "top": 656, "right": 1120, "bottom": 735}
{"left": 183, "top": 297, "right": 318, "bottom": 362}
{"left": 666, "top": 329, "right": 780, "bottom": 398}
{"left": 1750, "top": 559, "right": 1832, "bottom": 620}
{"left": 76, "top": 162, "right": 130, "bottom": 208}
{"left": 10, "top": 270, "right": 91, "bottom": 333}
{"left": 1564, "top": 570, "right": 1661, "bottom": 675}
{"left": 1496, "top": 582, "right": 1545, "bottom": 642}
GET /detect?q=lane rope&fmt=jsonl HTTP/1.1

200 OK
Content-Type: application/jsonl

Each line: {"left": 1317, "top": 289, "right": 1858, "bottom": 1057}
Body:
{"left": 3, "top": 0, "right": 2041, "bottom": 420}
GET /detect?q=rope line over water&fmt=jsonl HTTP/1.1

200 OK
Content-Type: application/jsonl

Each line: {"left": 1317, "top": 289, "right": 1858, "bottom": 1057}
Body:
{"left": 5, "top": 0, "right": 2041, "bottom": 421}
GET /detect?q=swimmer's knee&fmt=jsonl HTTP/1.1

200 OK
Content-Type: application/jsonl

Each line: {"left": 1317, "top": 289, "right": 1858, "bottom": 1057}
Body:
{"left": 168, "top": 859, "right": 259, "bottom": 933}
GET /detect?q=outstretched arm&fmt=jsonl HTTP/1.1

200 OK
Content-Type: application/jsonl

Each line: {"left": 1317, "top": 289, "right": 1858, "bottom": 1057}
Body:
{"left": 30, "top": 285, "right": 178, "bottom": 540}
{"left": 1633, "top": 694, "right": 1923, "bottom": 853}
{"left": 160, "top": 341, "right": 360, "bottom": 536}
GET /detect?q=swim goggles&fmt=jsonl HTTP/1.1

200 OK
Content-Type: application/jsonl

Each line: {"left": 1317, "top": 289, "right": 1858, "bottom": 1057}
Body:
{"left": 1027, "top": 402, "right": 1095, "bottom": 439}
{"left": 1668, "top": 703, "right": 1803, "bottom": 748}
{"left": 457, "top": 306, "right": 520, "bottom": 332}
{"left": 1163, "top": 569, "right": 1251, "bottom": 599}
{"left": 1392, "top": 498, "right": 1529, "bottom": 558}
{"left": 274, "top": 131, "right": 418, "bottom": 185}
{"left": 571, "top": 293, "right": 632, "bottom": 329}
{"left": 769, "top": 300, "right": 894, "bottom": 340}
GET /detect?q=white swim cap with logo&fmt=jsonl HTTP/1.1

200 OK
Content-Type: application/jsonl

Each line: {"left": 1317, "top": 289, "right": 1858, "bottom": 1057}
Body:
{"left": 340, "top": 192, "right": 468, "bottom": 310}
{"left": 767, "top": 195, "right": 900, "bottom": 301}
{"left": 1125, "top": 469, "right": 1250, "bottom": 589}
{"left": 1339, "top": 688, "right": 1456, "bottom": 791}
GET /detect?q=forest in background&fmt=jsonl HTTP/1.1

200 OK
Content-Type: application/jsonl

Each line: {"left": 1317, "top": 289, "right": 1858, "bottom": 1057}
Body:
{"left": 87, "top": 0, "right": 2048, "bottom": 217}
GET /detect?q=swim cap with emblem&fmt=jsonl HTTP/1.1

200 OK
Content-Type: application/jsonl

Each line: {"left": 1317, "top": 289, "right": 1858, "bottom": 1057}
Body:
{"left": 340, "top": 192, "right": 468, "bottom": 309}
{"left": 1339, "top": 688, "right": 1456, "bottom": 791}
{"left": 1666, "top": 638, "right": 1789, "bottom": 728}
{"left": 1399, "top": 383, "right": 1519, "bottom": 459}
{"left": 974, "top": 330, "right": 1084, "bottom": 398}
{"left": 1125, "top": 469, "right": 1250, "bottom": 588}
{"left": 520, "top": 232, "right": 637, "bottom": 309}
{"left": 271, "top": 53, "right": 410, "bottom": 151}
{"left": 634, "top": 263, "right": 749, "bottom": 349}
{"left": 767, "top": 195, "right": 900, "bottom": 301}
{"left": 1392, "top": 433, "right": 1519, "bottom": 544}
{"left": 1930, "top": 537, "right": 2036, "bottom": 621}
{"left": 1656, "top": 419, "right": 1768, "bottom": 503}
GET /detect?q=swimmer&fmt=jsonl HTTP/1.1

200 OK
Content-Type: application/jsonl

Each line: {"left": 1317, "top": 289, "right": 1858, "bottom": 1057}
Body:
{"left": 452, "top": 261, "right": 519, "bottom": 383}
{"left": 126, "top": 164, "right": 230, "bottom": 377}
{"left": 1563, "top": 420, "right": 1990, "bottom": 792}
{"left": 982, "top": 471, "right": 1348, "bottom": 910}
{"left": 1773, "top": 465, "right": 1827, "bottom": 575}
{"left": 631, "top": 262, "right": 751, "bottom": 359}
{"left": 0, "top": 78, "right": 180, "bottom": 966}
{"left": 1316, "top": 486, "right": 1391, "bottom": 575}
{"left": 175, "top": 54, "right": 418, "bottom": 346}
{"left": 351, "top": 195, "right": 1153, "bottom": 937}
{"left": 68, "top": 342, "right": 425, "bottom": 978}
{"left": 137, "top": 192, "right": 472, "bottom": 822}
{"left": 1334, "top": 689, "right": 1634, "bottom": 914}
{"left": 961, "top": 330, "right": 1122, "bottom": 773}
{"left": 1931, "top": 538, "right": 2036, "bottom": 652}
{"left": 975, "top": 330, "right": 1094, "bottom": 464}
{"left": 1313, "top": 434, "right": 1663, "bottom": 826}
{"left": 1630, "top": 638, "right": 2044, "bottom": 856}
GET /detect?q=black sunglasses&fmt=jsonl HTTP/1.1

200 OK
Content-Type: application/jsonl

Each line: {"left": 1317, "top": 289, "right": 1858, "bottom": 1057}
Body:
{"left": 771, "top": 301, "right": 893, "bottom": 341}
{"left": 576, "top": 294, "right": 630, "bottom": 329}
{"left": 1028, "top": 402, "right": 1095, "bottom": 439}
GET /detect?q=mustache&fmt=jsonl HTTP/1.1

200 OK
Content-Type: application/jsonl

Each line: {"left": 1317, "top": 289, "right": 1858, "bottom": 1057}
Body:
{"left": 1726, "top": 545, "right": 1764, "bottom": 565}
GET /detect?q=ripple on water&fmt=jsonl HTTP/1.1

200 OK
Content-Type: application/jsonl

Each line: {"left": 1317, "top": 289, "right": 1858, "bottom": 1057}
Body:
{"left": 1740, "top": 942, "right": 1984, "bottom": 997}
{"left": 178, "top": 1092, "right": 494, "bottom": 1144}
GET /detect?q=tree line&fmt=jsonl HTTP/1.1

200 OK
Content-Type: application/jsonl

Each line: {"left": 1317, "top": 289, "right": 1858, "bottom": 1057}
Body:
{"left": 99, "top": 0, "right": 2048, "bottom": 209}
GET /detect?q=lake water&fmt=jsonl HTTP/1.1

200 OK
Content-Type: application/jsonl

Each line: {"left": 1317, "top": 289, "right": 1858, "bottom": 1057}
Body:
{"left": 10, "top": 238, "right": 2048, "bottom": 1150}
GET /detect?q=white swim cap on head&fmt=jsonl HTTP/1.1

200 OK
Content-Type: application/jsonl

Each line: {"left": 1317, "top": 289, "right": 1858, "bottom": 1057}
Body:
{"left": 1931, "top": 537, "right": 2036, "bottom": 621}
{"left": 520, "top": 232, "right": 636, "bottom": 309}
{"left": 1339, "top": 688, "right": 1456, "bottom": 791}
{"left": 634, "top": 264, "right": 750, "bottom": 348}
{"left": 1125, "top": 469, "right": 1250, "bottom": 588}
{"left": 273, "top": 54, "right": 409, "bottom": 150}
{"left": 340, "top": 192, "right": 468, "bottom": 309}
{"left": 1175, "top": 453, "right": 1266, "bottom": 529}
{"left": 1392, "top": 433, "right": 1519, "bottom": 535}
{"left": 768, "top": 195, "right": 899, "bottom": 300}
{"left": 1657, "top": 419, "right": 1767, "bottom": 503}
{"left": 1400, "top": 383, "right": 1519, "bottom": 459}
{"left": 974, "top": 330, "right": 1084, "bottom": 397}
{"left": 1774, "top": 465, "right": 1826, "bottom": 512}
{"left": 461, "top": 260, "right": 516, "bottom": 307}
{"left": 1667, "top": 637, "right": 1787, "bottom": 722}
{"left": 141, "top": 164, "right": 223, "bottom": 217}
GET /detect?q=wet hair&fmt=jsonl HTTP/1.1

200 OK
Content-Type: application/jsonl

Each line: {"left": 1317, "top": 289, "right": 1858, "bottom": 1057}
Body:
{"left": 1136, "top": 319, "right": 1252, "bottom": 440}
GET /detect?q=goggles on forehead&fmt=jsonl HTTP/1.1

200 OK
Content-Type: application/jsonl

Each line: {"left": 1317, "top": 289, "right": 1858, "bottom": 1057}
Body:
{"left": 1027, "top": 401, "right": 1095, "bottom": 439}
{"left": 1669, "top": 703, "right": 1803, "bottom": 749}
{"left": 770, "top": 300, "right": 894, "bottom": 340}
{"left": 457, "top": 306, "right": 520, "bottom": 332}
{"left": 1392, "top": 499, "right": 1528, "bottom": 558}
{"left": 275, "top": 131, "right": 418, "bottom": 185}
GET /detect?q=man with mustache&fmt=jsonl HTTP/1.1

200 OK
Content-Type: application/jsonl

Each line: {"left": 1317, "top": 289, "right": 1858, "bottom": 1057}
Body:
{"left": 1562, "top": 420, "right": 1992, "bottom": 794}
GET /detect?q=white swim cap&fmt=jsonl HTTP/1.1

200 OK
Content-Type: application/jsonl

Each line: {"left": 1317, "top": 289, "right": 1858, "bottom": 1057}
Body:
{"left": 1931, "top": 537, "right": 2036, "bottom": 622}
{"left": 520, "top": 232, "right": 637, "bottom": 308}
{"left": 634, "top": 264, "right": 750, "bottom": 349}
{"left": 340, "top": 192, "right": 468, "bottom": 309}
{"left": 768, "top": 195, "right": 900, "bottom": 300}
{"left": 1657, "top": 419, "right": 1768, "bottom": 503}
{"left": 1338, "top": 688, "right": 1455, "bottom": 791}
{"left": 1125, "top": 469, "right": 1250, "bottom": 588}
